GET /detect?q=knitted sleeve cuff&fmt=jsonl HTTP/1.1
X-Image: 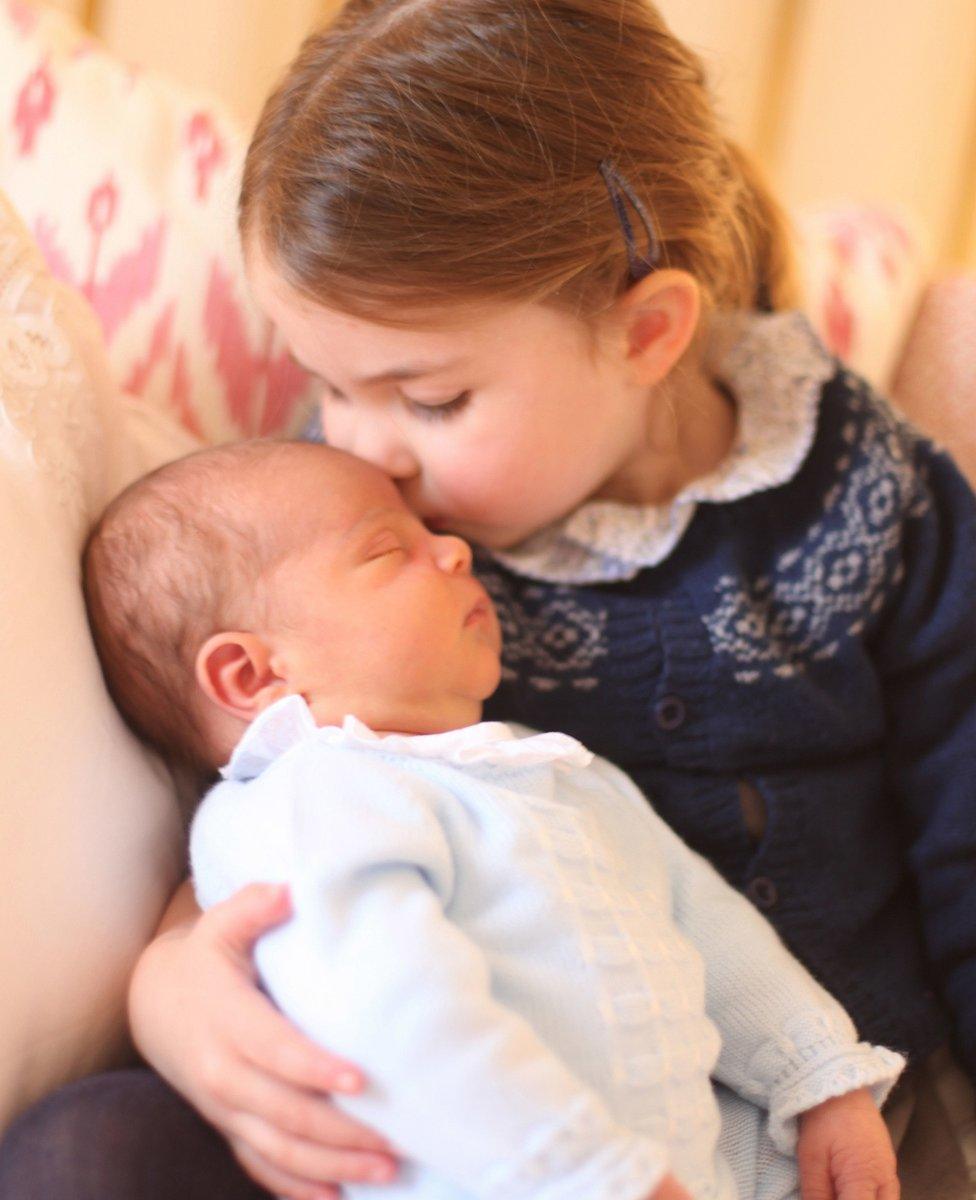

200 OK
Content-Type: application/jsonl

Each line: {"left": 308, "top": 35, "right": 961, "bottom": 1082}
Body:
{"left": 477, "top": 1094, "right": 669, "bottom": 1200}
{"left": 759, "top": 1017, "right": 905, "bottom": 1153}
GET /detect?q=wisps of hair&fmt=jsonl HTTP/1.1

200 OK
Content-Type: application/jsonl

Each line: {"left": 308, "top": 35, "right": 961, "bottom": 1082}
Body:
{"left": 240, "top": 0, "right": 797, "bottom": 327}
{"left": 82, "top": 441, "right": 296, "bottom": 776}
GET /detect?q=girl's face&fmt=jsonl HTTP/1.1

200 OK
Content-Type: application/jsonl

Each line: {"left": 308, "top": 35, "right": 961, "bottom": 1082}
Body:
{"left": 248, "top": 254, "right": 652, "bottom": 549}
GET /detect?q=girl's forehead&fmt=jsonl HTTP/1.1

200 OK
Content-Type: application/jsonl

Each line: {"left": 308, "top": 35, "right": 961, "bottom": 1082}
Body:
{"left": 301, "top": 298, "right": 589, "bottom": 385}
{"left": 247, "top": 247, "right": 587, "bottom": 373}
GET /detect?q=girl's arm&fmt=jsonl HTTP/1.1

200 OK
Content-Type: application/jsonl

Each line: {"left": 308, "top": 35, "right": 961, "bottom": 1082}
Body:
{"left": 587, "top": 759, "right": 902, "bottom": 1200}
{"left": 873, "top": 434, "right": 976, "bottom": 1079}
{"left": 586, "top": 757, "right": 904, "bottom": 1146}
{"left": 128, "top": 878, "right": 398, "bottom": 1200}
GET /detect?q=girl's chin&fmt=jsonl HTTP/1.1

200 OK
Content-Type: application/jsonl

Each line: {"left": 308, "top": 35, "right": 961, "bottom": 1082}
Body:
{"left": 421, "top": 509, "right": 536, "bottom": 550}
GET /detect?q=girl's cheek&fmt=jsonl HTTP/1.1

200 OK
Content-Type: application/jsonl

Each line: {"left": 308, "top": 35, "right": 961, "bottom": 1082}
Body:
{"left": 436, "top": 460, "right": 491, "bottom": 502}
{"left": 320, "top": 399, "right": 350, "bottom": 451}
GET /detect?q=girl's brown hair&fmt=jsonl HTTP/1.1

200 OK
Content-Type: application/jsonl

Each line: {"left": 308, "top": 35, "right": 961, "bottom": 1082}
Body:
{"left": 240, "top": 0, "right": 797, "bottom": 326}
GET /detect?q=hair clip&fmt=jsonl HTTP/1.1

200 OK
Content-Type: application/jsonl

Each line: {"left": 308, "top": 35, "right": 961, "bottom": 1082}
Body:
{"left": 598, "top": 159, "right": 661, "bottom": 283}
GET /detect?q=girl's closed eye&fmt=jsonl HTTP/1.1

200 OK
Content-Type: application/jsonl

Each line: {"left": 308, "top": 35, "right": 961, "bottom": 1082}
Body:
{"left": 402, "top": 390, "right": 472, "bottom": 422}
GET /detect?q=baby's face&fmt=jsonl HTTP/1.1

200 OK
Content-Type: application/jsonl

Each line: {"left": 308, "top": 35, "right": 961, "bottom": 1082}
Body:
{"left": 255, "top": 447, "right": 502, "bottom": 733}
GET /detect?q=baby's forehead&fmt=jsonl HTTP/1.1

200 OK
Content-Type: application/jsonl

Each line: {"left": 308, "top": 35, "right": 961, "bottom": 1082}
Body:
{"left": 248, "top": 443, "right": 404, "bottom": 537}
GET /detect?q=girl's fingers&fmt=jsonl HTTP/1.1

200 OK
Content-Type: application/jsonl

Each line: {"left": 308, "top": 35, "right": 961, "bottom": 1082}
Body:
{"left": 205, "top": 882, "right": 293, "bottom": 960}
{"left": 229, "top": 1112, "right": 398, "bottom": 1187}
{"left": 232, "top": 1138, "right": 341, "bottom": 1200}
{"left": 228, "top": 988, "right": 367, "bottom": 1096}
{"left": 227, "top": 1064, "right": 394, "bottom": 1154}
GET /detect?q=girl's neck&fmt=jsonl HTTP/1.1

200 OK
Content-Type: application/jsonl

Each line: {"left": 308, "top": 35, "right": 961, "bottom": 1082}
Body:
{"left": 596, "top": 355, "right": 736, "bottom": 507}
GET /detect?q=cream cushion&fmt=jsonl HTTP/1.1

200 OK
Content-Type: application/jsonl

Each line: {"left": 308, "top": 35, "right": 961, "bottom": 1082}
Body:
{"left": 0, "top": 188, "right": 188, "bottom": 1131}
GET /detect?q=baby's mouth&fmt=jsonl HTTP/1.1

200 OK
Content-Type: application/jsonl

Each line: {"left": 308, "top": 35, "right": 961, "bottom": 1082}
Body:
{"left": 464, "top": 598, "right": 491, "bottom": 627}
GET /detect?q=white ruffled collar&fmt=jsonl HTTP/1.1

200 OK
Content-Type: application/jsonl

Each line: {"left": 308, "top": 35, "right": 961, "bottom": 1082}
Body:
{"left": 221, "top": 694, "right": 593, "bottom": 782}
{"left": 492, "top": 311, "right": 835, "bottom": 584}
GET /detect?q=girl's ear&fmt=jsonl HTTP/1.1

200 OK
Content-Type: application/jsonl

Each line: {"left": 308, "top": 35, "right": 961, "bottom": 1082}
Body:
{"left": 195, "top": 632, "right": 289, "bottom": 720}
{"left": 613, "top": 269, "right": 702, "bottom": 387}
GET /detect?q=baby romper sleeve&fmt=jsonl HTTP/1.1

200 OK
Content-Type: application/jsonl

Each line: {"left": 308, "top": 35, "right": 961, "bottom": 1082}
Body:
{"left": 585, "top": 757, "right": 904, "bottom": 1154}
{"left": 246, "top": 744, "right": 668, "bottom": 1200}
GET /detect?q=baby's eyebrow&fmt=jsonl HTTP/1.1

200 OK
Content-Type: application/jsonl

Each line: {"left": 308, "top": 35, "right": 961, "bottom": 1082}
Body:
{"left": 341, "top": 507, "right": 404, "bottom": 550}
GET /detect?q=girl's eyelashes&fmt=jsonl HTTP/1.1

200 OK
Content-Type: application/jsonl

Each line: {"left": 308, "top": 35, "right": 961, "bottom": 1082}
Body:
{"left": 403, "top": 391, "right": 472, "bottom": 421}
{"left": 318, "top": 379, "right": 471, "bottom": 420}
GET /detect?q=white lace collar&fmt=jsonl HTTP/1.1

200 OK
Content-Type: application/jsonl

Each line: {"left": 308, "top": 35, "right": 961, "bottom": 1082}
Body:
{"left": 492, "top": 311, "right": 835, "bottom": 584}
{"left": 221, "top": 694, "right": 592, "bottom": 782}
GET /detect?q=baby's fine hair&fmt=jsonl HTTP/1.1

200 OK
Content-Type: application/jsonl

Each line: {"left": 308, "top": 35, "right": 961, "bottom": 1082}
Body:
{"left": 82, "top": 440, "right": 306, "bottom": 775}
{"left": 240, "top": 0, "right": 797, "bottom": 326}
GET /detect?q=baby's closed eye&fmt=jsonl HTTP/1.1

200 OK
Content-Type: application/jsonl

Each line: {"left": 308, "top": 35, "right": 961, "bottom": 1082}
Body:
{"left": 362, "top": 533, "right": 407, "bottom": 563}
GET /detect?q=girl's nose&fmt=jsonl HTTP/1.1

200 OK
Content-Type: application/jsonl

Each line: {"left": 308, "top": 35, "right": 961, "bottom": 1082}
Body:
{"left": 434, "top": 534, "right": 472, "bottom": 574}
{"left": 328, "top": 407, "right": 419, "bottom": 480}
{"left": 357, "top": 428, "right": 419, "bottom": 480}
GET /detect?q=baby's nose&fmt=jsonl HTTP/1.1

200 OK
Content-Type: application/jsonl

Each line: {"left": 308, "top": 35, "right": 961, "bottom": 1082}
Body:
{"left": 435, "top": 534, "right": 472, "bottom": 574}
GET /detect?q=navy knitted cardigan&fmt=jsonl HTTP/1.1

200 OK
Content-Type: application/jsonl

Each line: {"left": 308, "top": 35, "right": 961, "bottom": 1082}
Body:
{"left": 481, "top": 366, "right": 976, "bottom": 1079}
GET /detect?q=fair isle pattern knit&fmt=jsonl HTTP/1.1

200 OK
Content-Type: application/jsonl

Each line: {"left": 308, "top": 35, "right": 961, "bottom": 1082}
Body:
{"left": 480, "top": 314, "right": 976, "bottom": 1079}
{"left": 492, "top": 583, "right": 610, "bottom": 693}
{"left": 701, "top": 371, "right": 931, "bottom": 685}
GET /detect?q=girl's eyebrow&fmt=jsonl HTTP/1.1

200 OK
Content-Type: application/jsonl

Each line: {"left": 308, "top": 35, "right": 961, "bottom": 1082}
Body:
{"left": 287, "top": 352, "right": 466, "bottom": 387}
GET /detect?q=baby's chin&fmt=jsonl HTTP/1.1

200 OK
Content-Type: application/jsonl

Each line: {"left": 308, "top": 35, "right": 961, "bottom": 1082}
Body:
{"left": 304, "top": 691, "right": 490, "bottom": 736}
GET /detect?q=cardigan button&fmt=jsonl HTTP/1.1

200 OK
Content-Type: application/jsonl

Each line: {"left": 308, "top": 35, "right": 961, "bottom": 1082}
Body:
{"left": 746, "top": 876, "right": 779, "bottom": 910}
{"left": 654, "top": 694, "right": 687, "bottom": 731}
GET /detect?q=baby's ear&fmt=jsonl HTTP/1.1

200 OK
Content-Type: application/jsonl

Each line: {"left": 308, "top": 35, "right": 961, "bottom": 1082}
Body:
{"left": 195, "top": 632, "right": 284, "bottom": 719}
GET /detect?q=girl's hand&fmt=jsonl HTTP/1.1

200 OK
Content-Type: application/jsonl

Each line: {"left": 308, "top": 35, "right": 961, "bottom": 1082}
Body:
{"left": 796, "top": 1087, "right": 899, "bottom": 1200}
{"left": 128, "top": 880, "right": 399, "bottom": 1200}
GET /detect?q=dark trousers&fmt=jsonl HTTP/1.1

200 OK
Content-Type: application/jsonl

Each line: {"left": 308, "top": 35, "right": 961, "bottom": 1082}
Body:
{"left": 0, "top": 1069, "right": 269, "bottom": 1200}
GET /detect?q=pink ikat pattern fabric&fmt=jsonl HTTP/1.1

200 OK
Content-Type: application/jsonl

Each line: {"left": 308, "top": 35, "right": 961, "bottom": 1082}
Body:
{"left": 0, "top": 0, "right": 317, "bottom": 445}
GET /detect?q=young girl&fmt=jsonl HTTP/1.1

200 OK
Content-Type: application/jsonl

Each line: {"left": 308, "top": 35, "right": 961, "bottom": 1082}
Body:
{"left": 1, "top": 0, "right": 974, "bottom": 1198}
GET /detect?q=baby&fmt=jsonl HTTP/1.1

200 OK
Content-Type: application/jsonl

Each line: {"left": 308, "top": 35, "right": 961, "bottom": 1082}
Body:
{"left": 83, "top": 439, "right": 904, "bottom": 1200}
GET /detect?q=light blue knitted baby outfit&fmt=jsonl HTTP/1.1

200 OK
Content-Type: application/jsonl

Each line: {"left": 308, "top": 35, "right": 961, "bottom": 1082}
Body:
{"left": 190, "top": 697, "right": 903, "bottom": 1200}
